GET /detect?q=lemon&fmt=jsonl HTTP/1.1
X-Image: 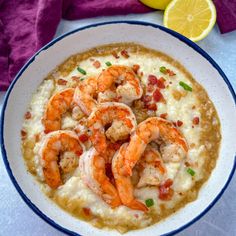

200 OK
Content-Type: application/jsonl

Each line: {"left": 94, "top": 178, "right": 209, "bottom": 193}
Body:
{"left": 140, "top": 0, "right": 172, "bottom": 10}
{"left": 163, "top": 0, "right": 216, "bottom": 42}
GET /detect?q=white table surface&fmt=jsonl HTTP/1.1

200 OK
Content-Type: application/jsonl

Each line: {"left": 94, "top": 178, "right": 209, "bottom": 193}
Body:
{"left": 0, "top": 12, "right": 235, "bottom": 236}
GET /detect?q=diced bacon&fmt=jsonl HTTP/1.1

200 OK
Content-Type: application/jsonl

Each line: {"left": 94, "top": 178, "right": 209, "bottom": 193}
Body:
{"left": 160, "top": 113, "right": 168, "bottom": 119}
{"left": 24, "top": 111, "right": 31, "bottom": 119}
{"left": 71, "top": 76, "right": 80, "bottom": 82}
{"left": 193, "top": 117, "right": 199, "bottom": 125}
{"left": 132, "top": 64, "right": 140, "bottom": 74}
{"left": 146, "top": 103, "right": 157, "bottom": 111}
{"left": 158, "top": 179, "right": 174, "bottom": 201}
{"left": 93, "top": 60, "right": 101, "bottom": 69}
{"left": 157, "top": 77, "right": 165, "bottom": 89}
{"left": 167, "top": 69, "right": 176, "bottom": 76}
{"left": 177, "top": 120, "right": 183, "bottom": 127}
{"left": 21, "top": 130, "right": 27, "bottom": 139}
{"left": 57, "top": 79, "right": 67, "bottom": 85}
{"left": 111, "top": 51, "right": 119, "bottom": 59}
{"left": 121, "top": 50, "right": 129, "bottom": 58}
{"left": 153, "top": 89, "right": 164, "bottom": 102}
{"left": 83, "top": 208, "right": 91, "bottom": 216}
{"left": 148, "top": 75, "right": 158, "bottom": 85}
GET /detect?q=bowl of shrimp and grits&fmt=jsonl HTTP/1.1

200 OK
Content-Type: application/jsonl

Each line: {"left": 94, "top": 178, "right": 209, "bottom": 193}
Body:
{"left": 1, "top": 21, "right": 236, "bottom": 236}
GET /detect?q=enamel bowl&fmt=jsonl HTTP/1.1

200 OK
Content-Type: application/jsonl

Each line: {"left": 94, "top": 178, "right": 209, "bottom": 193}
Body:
{"left": 1, "top": 21, "right": 236, "bottom": 236}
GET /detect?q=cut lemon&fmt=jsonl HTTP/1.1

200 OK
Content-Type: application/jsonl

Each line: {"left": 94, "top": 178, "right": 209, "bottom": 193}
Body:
{"left": 139, "top": 0, "right": 172, "bottom": 10}
{"left": 163, "top": 0, "right": 216, "bottom": 42}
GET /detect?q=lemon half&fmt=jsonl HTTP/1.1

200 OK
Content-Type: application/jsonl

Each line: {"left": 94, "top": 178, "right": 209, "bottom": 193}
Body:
{"left": 163, "top": 0, "right": 216, "bottom": 42}
{"left": 140, "top": 0, "right": 172, "bottom": 10}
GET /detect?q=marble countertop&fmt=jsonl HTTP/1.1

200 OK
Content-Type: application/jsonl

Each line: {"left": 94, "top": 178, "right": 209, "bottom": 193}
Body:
{"left": 0, "top": 12, "right": 235, "bottom": 236}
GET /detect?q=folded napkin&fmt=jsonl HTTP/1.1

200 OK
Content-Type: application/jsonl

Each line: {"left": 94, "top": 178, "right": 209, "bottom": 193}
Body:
{"left": 0, "top": 0, "right": 235, "bottom": 91}
{"left": 213, "top": 0, "right": 236, "bottom": 34}
{"left": 0, "top": 0, "right": 151, "bottom": 91}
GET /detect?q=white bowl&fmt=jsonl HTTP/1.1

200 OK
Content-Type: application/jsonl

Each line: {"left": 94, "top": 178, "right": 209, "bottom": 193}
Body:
{"left": 1, "top": 21, "right": 236, "bottom": 236}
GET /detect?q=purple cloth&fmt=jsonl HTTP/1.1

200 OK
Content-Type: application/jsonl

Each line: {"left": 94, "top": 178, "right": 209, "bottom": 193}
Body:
{"left": 213, "top": 0, "right": 236, "bottom": 34}
{"left": 0, "top": 0, "right": 151, "bottom": 91}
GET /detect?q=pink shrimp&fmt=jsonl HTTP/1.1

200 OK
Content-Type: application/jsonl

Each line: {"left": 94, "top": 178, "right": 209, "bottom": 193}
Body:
{"left": 97, "top": 65, "right": 143, "bottom": 104}
{"left": 87, "top": 102, "right": 136, "bottom": 154}
{"left": 73, "top": 77, "right": 98, "bottom": 116}
{"left": 122, "top": 117, "right": 188, "bottom": 176}
{"left": 112, "top": 143, "right": 148, "bottom": 212}
{"left": 79, "top": 148, "right": 121, "bottom": 208}
{"left": 40, "top": 130, "right": 85, "bottom": 189}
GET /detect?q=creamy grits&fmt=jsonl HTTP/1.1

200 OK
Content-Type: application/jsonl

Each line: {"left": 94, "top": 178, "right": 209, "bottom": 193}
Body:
{"left": 21, "top": 43, "right": 221, "bottom": 233}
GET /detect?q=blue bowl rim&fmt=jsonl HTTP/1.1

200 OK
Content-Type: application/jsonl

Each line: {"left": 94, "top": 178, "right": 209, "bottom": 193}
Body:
{"left": 1, "top": 20, "right": 236, "bottom": 236}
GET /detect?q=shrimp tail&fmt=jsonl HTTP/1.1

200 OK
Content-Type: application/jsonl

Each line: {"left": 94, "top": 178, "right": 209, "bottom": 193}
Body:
{"left": 126, "top": 199, "right": 148, "bottom": 212}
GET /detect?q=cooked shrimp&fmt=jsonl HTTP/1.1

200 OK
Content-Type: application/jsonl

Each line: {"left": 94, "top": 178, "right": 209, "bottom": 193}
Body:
{"left": 122, "top": 117, "right": 188, "bottom": 176}
{"left": 97, "top": 65, "right": 143, "bottom": 104}
{"left": 40, "top": 130, "right": 84, "bottom": 189}
{"left": 79, "top": 148, "right": 121, "bottom": 207}
{"left": 43, "top": 88, "right": 83, "bottom": 133}
{"left": 137, "top": 147, "right": 166, "bottom": 188}
{"left": 87, "top": 102, "right": 136, "bottom": 154}
{"left": 73, "top": 77, "right": 98, "bottom": 116}
{"left": 112, "top": 143, "right": 148, "bottom": 212}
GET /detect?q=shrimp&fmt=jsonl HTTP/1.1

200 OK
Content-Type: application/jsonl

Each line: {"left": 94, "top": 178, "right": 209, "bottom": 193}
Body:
{"left": 87, "top": 102, "right": 137, "bottom": 154}
{"left": 122, "top": 117, "right": 188, "bottom": 176}
{"left": 97, "top": 65, "right": 143, "bottom": 104}
{"left": 73, "top": 77, "right": 98, "bottom": 116}
{"left": 79, "top": 148, "right": 121, "bottom": 208}
{"left": 40, "top": 130, "right": 85, "bottom": 189}
{"left": 137, "top": 147, "right": 166, "bottom": 188}
{"left": 112, "top": 143, "right": 148, "bottom": 212}
{"left": 43, "top": 88, "right": 83, "bottom": 133}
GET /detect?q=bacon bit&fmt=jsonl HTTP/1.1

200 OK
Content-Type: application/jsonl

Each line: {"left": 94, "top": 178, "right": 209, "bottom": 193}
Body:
{"left": 160, "top": 113, "right": 168, "bottom": 119}
{"left": 158, "top": 179, "right": 174, "bottom": 201}
{"left": 24, "top": 111, "right": 31, "bottom": 119}
{"left": 193, "top": 117, "right": 199, "bottom": 125}
{"left": 120, "top": 50, "right": 129, "bottom": 58}
{"left": 35, "top": 133, "right": 40, "bottom": 142}
{"left": 21, "top": 130, "right": 27, "bottom": 139}
{"left": 89, "top": 58, "right": 95, "bottom": 62}
{"left": 71, "top": 76, "right": 80, "bottom": 82}
{"left": 157, "top": 77, "right": 166, "bottom": 89}
{"left": 153, "top": 89, "right": 164, "bottom": 102}
{"left": 177, "top": 120, "right": 183, "bottom": 127}
{"left": 111, "top": 51, "right": 119, "bottom": 59}
{"left": 142, "top": 95, "right": 152, "bottom": 103}
{"left": 134, "top": 214, "right": 139, "bottom": 218}
{"left": 148, "top": 75, "right": 158, "bottom": 85}
{"left": 167, "top": 69, "right": 176, "bottom": 76}
{"left": 93, "top": 60, "right": 101, "bottom": 69}
{"left": 79, "top": 134, "right": 89, "bottom": 143}
{"left": 132, "top": 64, "right": 140, "bottom": 74}
{"left": 146, "top": 103, "right": 157, "bottom": 111}
{"left": 147, "top": 84, "right": 154, "bottom": 93}
{"left": 83, "top": 207, "right": 91, "bottom": 216}
{"left": 57, "top": 79, "right": 67, "bottom": 85}
{"left": 185, "top": 161, "right": 191, "bottom": 167}
{"left": 192, "top": 105, "right": 196, "bottom": 109}
{"left": 139, "top": 71, "right": 144, "bottom": 77}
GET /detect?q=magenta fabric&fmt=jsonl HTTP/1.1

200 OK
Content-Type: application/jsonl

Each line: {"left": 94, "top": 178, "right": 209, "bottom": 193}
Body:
{"left": 0, "top": 0, "right": 151, "bottom": 91}
{"left": 213, "top": 0, "right": 236, "bottom": 34}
